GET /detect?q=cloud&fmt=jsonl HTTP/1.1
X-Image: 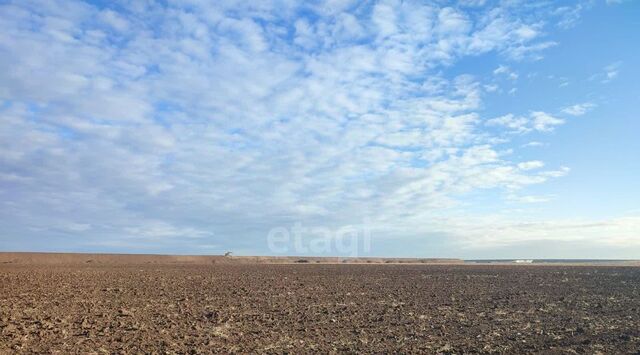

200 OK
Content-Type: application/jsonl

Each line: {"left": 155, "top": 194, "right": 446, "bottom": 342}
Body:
{"left": 493, "top": 65, "right": 518, "bottom": 80}
{"left": 506, "top": 41, "right": 557, "bottom": 61}
{"left": 98, "top": 9, "right": 129, "bottom": 32}
{"left": 442, "top": 215, "right": 640, "bottom": 250}
{"left": 603, "top": 62, "right": 622, "bottom": 82}
{"left": 484, "top": 84, "right": 498, "bottom": 92}
{"left": 530, "top": 111, "right": 565, "bottom": 132}
{"left": 486, "top": 114, "right": 529, "bottom": 133}
{"left": 562, "top": 102, "right": 596, "bottom": 116}
{"left": 591, "top": 61, "right": 622, "bottom": 83}
{"left": 372, "top": 2, "right": 398, "bottom": 37}
{"left": 517, "top": 161, "right": 544, "bottom": 171}
{"left": 522, "top": 141, "right": 545, "bottom": 148}
{"left": 507, "top": 194, "right": 552, "bottom": 204}
{"left": 0, "top": 0, "right": 589, "bottom": 255}
{"left": 436, "top": 7, "right": 471, "bottom": 35}
{"left": 486, "top": 111, "right": 564, "bottom": 133}
{"left": 553, "top": 5, "right": 585, "bottom": 29}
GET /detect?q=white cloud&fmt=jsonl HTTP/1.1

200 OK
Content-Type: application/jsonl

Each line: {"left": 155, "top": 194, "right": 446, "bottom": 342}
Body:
{"left": 486, "top": 111, "right": 564, "bottom": 133}
{"left": 372, "top": 2, "right": 397, "bottom": 37}
{"left": 443, "top": 215, "right": 640, "bottom": 250}
{"left": 554, "top": 5, "right": 585, "bottom": 29}
{"left": 562, "top": 102, "right": 596, "bottom": 116}
{"left": 459, "top": 0, "right": 487, "bottom": 6}
{"left": 99, "top": 9, "right": 129, "bottom": 32}
{"left": 0, "top": 0, "right": 589, "bottom": 254}
{"left": 603, "top": 61, "right": 621, "bottom": 82}
{"left": 484, "top": 84, "right": 498, "bottom": 92}
{"left": 531, "top": 111, "right": 565, "bottom": 132}
{"left": 591, "top": 61, "right": 622, "bottom": 83}
{"left": 517, "top": 161, "right": 544, "bottom": 171}
{"left": 507, "top": 194, "right": 552, "bottom": 204}
{"left": 493, "top": 65, "right": 518, "bottom": 80}
{"left": 506, "top": 41, "right": 557, "bottom": 61}
{"left": 486, "top": 114, "right": 529, "bottom": 133}
{"left": 522, "top": 141, "right": 544, "bottom": 148}
{"left": 436, "top": 7, "right": 471, "bottom": 35}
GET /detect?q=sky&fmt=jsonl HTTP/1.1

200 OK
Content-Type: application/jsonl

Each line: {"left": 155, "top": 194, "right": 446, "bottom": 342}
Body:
{"left": 0, "top": 0, "right": 639, "bottom": 258}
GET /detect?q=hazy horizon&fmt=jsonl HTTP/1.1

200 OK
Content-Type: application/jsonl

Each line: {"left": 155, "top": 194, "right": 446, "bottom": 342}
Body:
{"left": 1, "top": 0, "right": 639, "bottom": 258}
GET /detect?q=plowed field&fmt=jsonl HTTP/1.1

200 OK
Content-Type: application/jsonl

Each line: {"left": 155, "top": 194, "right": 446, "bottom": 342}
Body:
{"left": 1, "top": 263, "right": 639, "bottom": 353}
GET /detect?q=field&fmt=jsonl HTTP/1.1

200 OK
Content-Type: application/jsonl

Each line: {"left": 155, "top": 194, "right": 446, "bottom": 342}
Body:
{"left": 1, "top": 254, "right": 639, "bottom": 353}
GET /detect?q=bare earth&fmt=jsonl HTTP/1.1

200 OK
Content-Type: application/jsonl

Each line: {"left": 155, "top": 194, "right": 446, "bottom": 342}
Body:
{"left": 1, "top": 254, "right": 639, "bottom": 354}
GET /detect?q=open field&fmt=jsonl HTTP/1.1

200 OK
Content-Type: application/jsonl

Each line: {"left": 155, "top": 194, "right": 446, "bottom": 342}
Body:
{"left": 1, "top": 255, "right": 639, "bottom": 353}
{"left": 0, "top": 252, "right": 465, "bottom": 265}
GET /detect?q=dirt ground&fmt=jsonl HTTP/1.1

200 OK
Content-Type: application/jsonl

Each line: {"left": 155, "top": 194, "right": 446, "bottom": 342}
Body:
{"left": 1, "top": 263, "right": 639, "bottom": 354}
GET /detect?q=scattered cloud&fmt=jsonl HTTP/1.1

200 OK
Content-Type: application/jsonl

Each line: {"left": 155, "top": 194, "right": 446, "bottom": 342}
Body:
{"left": 562, "top": 102, "right": 597, "bottom": 116}
{"left": 486, "top": 112, "right": 564, "bottom": 133}
{"left": 484, "top": 84, "right": 499, "bottom": 92}
{"left": 444, "top": 215, "right": 640, "bottom": 250}
{"left": 531, "top": 112, "right": 565, "bottom": 132}
{"left": 493, "top": 65, "right": 518, "bottom": 80}
{"left": 603, "top": 62, "right": 622, "bottom": 82}
{"left": 558, "top": 78, "right": 570, "bottom": 88}
{"left": 0, "top": 0, "right": 607, "bottom": 255}
{"left": 507, "top": 194, "right": 553, "bottom": 204}
{"left": 554, "top": 4, "right": 585, "bottom": 29}
{"left": 591, "top": 61, "right": 623, "bottom": 83}
{"left": 522, "top": 141, "right": 545, "bottom": 148}
{"left": 517, "top": 161, "right": 545, "bottom": 171}
{"left": 506, "top": 41, "right": 557, "bottom": 61}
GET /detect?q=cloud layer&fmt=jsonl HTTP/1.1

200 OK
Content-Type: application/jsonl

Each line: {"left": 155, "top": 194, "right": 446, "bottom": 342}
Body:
{"left": 1, "top": 0, "right": 637, "bottom": 256}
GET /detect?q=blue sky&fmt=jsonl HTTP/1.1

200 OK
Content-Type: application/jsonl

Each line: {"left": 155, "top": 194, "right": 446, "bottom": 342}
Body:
{"left": 0, "top": 0, "right": 639, "bottom": 258}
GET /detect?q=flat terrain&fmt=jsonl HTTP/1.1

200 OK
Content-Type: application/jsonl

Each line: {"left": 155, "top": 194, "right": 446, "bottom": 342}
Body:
{"left": 1, "top": 260, "right": 639, "bottom": 353}
{"left": 0, "top": 252, "right": 464, "bottom": 265}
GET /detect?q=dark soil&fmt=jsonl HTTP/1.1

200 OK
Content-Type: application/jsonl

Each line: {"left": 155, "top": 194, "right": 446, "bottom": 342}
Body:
{"left": 1, "top": 264, "right": 639, "bottom": 353}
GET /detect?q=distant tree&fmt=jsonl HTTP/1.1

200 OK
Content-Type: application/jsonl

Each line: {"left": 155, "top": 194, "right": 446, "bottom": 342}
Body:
{"left": 224, "top": 251, "right": 233, "bottom": 257}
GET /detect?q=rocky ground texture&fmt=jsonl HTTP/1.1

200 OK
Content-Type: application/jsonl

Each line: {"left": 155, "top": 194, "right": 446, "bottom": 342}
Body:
{"left": 1, "top": 263, "right": 639, "bottom": 353}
